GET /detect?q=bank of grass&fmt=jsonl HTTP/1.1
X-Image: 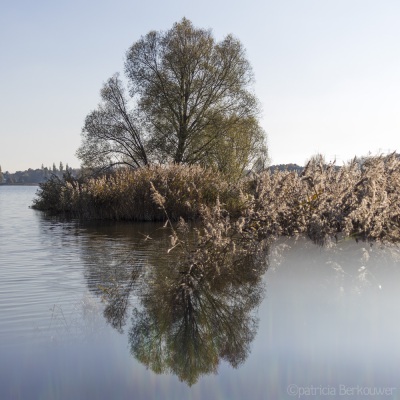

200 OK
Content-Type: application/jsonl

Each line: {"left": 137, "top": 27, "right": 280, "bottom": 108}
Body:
{"left": 33, "top": 153, "right": 400, "bottom": 243}
{"left": 247, "top": 153, "right": 400, "bottom": 243}
{"left": 32, "top": 164, "right": 244, "bottom": 221}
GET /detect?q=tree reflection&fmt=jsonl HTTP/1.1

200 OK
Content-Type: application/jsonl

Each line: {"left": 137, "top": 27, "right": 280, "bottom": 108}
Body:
{"left": 81, "top": 234, "right": 147, "bottom": 333}
{"left": 80, "top": 221, "right": 269, "bottom": 385}
{"left": 100, "top": 270, "right": 138, "bottom": 333}
{"left": 128, "top": 246, "right": 268, "bottom": 385}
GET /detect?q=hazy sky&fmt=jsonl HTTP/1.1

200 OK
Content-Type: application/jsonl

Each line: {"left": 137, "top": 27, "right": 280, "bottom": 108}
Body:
{"left": 1, "top": 0, "right": 399, "bottom": 172}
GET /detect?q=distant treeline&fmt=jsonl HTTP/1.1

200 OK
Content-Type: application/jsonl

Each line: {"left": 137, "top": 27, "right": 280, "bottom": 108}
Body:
{"left": 0, "top": 163, "right": 80, "bottom": 185}
{"left": 268, "top": 163, "right": 303, "bottom": 173}
{"left": 0, "top": 163, "right": 302, "bottom": 185}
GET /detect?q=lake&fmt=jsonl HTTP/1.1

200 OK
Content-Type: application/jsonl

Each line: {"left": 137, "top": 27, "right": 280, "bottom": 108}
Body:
{"left": 1, "top": 185, "right": 399, "bottom": 399}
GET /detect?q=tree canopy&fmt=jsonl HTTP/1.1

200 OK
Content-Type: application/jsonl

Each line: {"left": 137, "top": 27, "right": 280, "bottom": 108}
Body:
{"left": 77, "top": 18, "right": 268, "bottom": 176}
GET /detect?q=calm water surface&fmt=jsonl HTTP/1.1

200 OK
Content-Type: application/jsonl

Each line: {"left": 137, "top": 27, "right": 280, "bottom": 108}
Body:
{"left": 1, "top": 185, "right": 399, "bottom": 399}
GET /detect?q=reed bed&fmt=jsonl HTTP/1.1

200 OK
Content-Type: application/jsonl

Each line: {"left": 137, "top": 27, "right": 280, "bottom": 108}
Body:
{"left": 246, "top": 153, "right": 400, "bottom": 243}
{"left": 32, "top": 164, "right": 241, "bottom": 221}
{"left": 33, "top": 153, "right": 400, "bottom": 243}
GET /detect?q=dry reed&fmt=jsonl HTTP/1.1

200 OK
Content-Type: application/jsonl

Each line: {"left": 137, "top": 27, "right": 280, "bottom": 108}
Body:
{"left": 33, "top": 153, "right": 400, "bottom": 243}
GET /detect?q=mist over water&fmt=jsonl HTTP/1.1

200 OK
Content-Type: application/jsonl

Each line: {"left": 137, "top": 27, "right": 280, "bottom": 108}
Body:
{"left": 0, "top": 186, "right": 399, "bottom": 399}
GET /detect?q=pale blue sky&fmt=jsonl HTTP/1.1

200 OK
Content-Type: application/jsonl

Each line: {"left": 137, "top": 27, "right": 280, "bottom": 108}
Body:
{"left": 1, "top": 0, "right": 399, "bottom": 172}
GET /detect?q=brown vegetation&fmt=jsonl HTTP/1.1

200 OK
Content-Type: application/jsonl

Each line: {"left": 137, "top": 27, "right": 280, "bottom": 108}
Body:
{"left": 32, "top": 164, "right": 241, "bottom": 221}
{"left": 33, "top": 153, "right": 400, "bottom": 243}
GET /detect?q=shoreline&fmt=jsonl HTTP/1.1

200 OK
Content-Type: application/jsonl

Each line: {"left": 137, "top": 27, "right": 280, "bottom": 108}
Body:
{"left": 0, "top": 183, "right": 39, "bottom": 186}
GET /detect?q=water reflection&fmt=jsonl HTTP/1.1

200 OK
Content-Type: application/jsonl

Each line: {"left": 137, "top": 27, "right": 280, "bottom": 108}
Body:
{"left": 82, "top": 238, "right": 143, "bottom": 333}
{"left": 264, "top": 236, "right": 400, "bottom": 388}
{"left": 79, "top": 222, "right": 269, "bottom": 385}
{"left": 78, "top": 224, "right": 400, "bottom": 389}
{"left": 80, "top": 222, "right": 170, "bottom": 333}
{"left": 129, "top": 254, "right": 267, "bottom": 385}
{"left": 5, "top": 186, "right": 400, "bottom": 398}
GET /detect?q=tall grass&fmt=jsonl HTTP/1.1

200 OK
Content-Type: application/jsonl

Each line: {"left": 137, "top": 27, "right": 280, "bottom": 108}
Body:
{"left": 246, "top": 153, "right": 400, "bottom": 243}
{"left": 33, "top": 153, "right": 400, "bottom": 243}
{"left": 32, "top": 164, "right": 241, "bottom": 221}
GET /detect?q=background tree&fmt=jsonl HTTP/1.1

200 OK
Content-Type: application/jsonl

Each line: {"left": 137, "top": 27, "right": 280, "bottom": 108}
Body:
{"left": 78, "top": 18, "right": 267, "bottom": 176}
